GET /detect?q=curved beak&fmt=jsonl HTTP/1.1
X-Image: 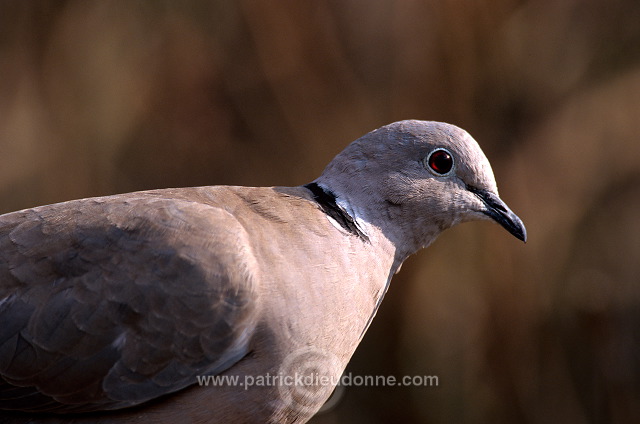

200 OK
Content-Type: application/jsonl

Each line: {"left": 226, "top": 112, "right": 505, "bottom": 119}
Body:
{"left": 469, "top": 187, "right": 527, "bottom": 242}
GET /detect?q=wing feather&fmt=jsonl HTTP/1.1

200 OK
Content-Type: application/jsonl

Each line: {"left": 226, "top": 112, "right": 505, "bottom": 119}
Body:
{"left": 0, "top": 191, "right": 258, "bottom": 412}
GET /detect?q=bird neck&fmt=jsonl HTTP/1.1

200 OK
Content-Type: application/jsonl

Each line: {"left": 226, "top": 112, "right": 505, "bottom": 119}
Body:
{"left": 307, "top": 179, "right": 422, "bottom": 273}
{"left": 303, "top": 182, "right": 369, "bottom": 242}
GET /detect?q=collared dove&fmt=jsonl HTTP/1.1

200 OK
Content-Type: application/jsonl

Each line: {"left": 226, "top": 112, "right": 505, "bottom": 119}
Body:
{"left": 0, "top": 120, "right": 525, "bottom": 423}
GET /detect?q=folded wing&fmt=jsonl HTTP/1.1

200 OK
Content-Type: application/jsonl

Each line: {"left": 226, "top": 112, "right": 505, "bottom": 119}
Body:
{"left": 0, "top": 192, "right": 258, "bottom": 413}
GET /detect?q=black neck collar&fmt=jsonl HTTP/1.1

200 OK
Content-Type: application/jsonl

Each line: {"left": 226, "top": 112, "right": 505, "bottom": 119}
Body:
{"left": 304, "top": 182, "right": 369, "bottom": 242}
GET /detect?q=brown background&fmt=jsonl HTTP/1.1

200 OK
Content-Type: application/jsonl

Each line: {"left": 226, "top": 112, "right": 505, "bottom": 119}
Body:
{"left": 1, "top": 1, "right": 639, "bottom": 423}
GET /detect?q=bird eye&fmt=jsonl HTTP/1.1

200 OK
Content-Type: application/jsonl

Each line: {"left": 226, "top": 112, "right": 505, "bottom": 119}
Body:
{"left": 425, "top": 148, "right": 454, "bottom": 175}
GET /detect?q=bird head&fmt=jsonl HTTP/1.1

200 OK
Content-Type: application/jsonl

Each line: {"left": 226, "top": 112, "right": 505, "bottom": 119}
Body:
{"left": 315, "top": 120, "right": 526, "bottom": 255}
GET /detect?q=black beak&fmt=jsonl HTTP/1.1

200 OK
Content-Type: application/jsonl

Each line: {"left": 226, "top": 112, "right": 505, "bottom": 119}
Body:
{"left": 469, "top": 187, "right": 527, "bottom": 242}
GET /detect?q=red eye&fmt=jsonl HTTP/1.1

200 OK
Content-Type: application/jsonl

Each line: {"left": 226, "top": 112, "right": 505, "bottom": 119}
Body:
{"left": 427, "top": 149, "right": 454, "bottom": 175}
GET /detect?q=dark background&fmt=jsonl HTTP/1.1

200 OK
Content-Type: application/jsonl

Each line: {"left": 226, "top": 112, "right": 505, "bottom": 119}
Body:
{"left": 1, "top": 1, "right": 639, "bottom": 423}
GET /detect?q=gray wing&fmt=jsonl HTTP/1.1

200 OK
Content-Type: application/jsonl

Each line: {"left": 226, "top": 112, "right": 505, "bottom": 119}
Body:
{"left": 0, "top": 193, "right": 258, "bottom": 413}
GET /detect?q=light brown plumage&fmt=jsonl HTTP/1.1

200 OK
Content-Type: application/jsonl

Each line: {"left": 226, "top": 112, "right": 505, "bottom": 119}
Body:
{"left": 0, "top": 121, "right": 525, "bottom": 423}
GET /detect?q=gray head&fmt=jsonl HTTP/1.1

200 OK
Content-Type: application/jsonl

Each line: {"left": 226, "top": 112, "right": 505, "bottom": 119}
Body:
{"left": 313, "top": 120, "right": 526, "bottom": 257}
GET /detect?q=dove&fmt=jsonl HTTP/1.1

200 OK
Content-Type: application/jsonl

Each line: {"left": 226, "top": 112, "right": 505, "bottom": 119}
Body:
{"left": 0, "top": 120, "right": 525, "bottom": 423}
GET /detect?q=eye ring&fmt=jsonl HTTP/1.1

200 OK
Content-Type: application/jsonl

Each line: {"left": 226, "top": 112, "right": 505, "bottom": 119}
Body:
{"left": 424, "top": 148, "right": 454, "bottom": 176}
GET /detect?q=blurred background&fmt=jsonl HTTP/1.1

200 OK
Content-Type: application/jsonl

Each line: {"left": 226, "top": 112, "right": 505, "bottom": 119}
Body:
{"left": 1, "top": 1, "right": 639, "bottom": 423}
